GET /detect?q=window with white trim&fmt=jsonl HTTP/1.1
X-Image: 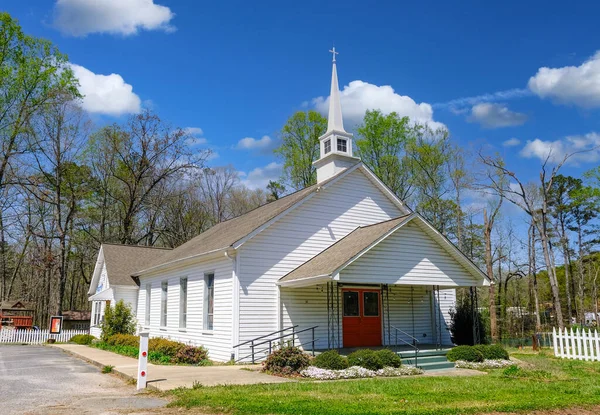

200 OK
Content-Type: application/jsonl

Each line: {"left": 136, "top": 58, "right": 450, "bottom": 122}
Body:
{"left": 179, "top": 277, "right": 188, "bottom": 329}
{"left": 145, "top": 283, "right": 151, "bottom": 326}
{"left": 324, "top": 139, "right": 331, "bottom": 154}
{"left": 160, "top": 281, "right": 168, "bottom": 327}
{"left": 204, "top": 273, "right": 214, "bottom": 330}
{"left": 337, "top": 138, "right": 347, "bottom": 152}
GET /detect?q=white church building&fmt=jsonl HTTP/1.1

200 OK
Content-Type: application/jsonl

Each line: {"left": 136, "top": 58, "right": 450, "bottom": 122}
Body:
{"left": 88, "top": 53, "right": 489, "bottom": 362}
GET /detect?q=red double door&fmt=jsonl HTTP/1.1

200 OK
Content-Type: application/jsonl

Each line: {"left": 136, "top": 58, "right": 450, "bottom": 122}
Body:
{"left": 342, "top": 288, "right": 382, "bottom": 347}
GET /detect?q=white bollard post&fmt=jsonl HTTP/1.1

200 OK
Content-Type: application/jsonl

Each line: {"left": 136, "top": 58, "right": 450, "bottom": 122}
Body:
{"left": 137, "top": 331, "right": 149, "bottom": 390}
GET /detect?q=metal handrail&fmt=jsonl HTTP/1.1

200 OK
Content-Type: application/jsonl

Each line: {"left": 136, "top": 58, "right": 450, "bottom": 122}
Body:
{"left": 390, "top": 325, "right": 420, "bottom": 345}
{"left": 390, "top": 325, "right": 420, "bottom": 368}
{"left": 233, "top": 325, "right": 298, "bottom": 348}
{"left": 233, "top": 325, "right": 318, "bottom": 363}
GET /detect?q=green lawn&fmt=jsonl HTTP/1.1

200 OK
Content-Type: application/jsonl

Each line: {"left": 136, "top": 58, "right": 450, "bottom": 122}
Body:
{"left": 169, "top": 353, "right": 600, "bottom": 415}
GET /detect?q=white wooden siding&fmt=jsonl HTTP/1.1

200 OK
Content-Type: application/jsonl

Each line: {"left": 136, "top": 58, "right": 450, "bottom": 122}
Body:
{"left": 281, "top": 286, "right": 330, "bottom": 351}
{"left": 135, "top": 256, "right": 233, "bottom": 362}
{"left": 342, "top": 222, "right": 480, "bottom": 287}
{"left": 436, "top": 288, "right": 455, "bottom": 345}
{"left": 237, "top": 169, "right": 403, "bottom": 357}
{"left": 114, "top": 287, "right": 139, "bottom": 315}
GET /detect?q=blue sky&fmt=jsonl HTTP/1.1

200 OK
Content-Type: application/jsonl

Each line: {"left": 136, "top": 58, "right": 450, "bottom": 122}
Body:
{"left": 5, "top": 0, "right": 600, "bottom": 198}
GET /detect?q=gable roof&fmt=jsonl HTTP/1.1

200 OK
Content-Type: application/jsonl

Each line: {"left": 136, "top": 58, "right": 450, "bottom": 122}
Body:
{"left": 279, "top": 213, "right": 489, "bottom": 287}
{"left": 133, "top": 163, "right": 411, "bottom": 276}
{"left": 62, "top": 310, "right": 91, "bottom": 321}
{"left": 102, "top": 243, "right": 171, "bottom": 286}
{"left": 279, "top": 215, "right": 413, "bottom": 285}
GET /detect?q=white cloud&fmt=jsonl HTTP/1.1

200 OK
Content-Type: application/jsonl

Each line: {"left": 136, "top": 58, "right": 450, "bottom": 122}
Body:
{"left": 53, "top": 0, "right": 175, "bottom": 37}
{"left": 236, "top": 135, "right": 273, "bottom": 151}
{"left": 467, "top": 103, "right": 527, "bottom": 128}
{"left": 183, "top": 127, "right": 207, "bottom": 146}
{"left": 240, "top": 162, "right": 283, "bottom": 190}
{"left": 503, "top": 138, "right": 521, "bottom": 147}
{"left": 528, "top": 51, "right": 600, "bottom": 108}
{"left": 70, "top": 63, "right": 141, "bottom": 116}
{"left": 435, "top": 88, "right": 532, "bottom": 111}
{"left": 519, "top": 132, "right": 600, "bottom": 165}
{"left": 184, "top": 127, "right": 203, "bottom": 136}
{"left": 313, "top": 80, "right": 444, "bottom": 130}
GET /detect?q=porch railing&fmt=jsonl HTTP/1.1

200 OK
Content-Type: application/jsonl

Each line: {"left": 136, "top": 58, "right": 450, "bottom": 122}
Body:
{"left": 390, "top": 325, "right": 420, "bottom": 368}
{"left": 233, "top": 325, "right": 318, "bottom": 363}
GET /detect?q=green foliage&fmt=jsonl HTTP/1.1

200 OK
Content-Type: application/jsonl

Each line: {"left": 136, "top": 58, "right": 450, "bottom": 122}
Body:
{"left": 149, "top": 337, "right": 186, "bottom": 356}
{"left": 483, "top": 344, "right": 510, "bottom": 360}
{"left": 274, "top": 110, "right": 326, "bottom": 190}
{"left": 266, "top": 180, "right": 286, "bottom": 202}
{"left": 312, "top": 350, "right": 348, "bottom": 370}
{"left": 102, "top": 365, "right": 114, "bottom": 374}
{"left": 70, "top": 334, "right": 95, "bottom": 345}
{"left": 375, "top": 349, "right": 402, "bottom": 368}
{"left": 100, "top": 300, "right": 136, "bottom": 342}
{"left": 502, "top": 365, "right": 552, "bottom": 380}
{"left": 262, "top": 345, "right": 311, "bottom": 376}
{"left": 174, "top": 345, "right": 209, "bottom": 365}
{"left": 449, "top": 295, "right": 488, "bottom": 345}
{"left": 347, "top": 349, "right": 384, "bottom": 370}
{"left": 106, "top": 334, "right": 139, "bottom": 348}
{"left": 446, "top": 345, "right": 484, "bottom": 362}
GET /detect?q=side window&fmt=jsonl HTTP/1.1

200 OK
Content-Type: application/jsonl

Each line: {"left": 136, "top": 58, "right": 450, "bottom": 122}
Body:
{"left": 180, "top": 277, "right": 188, "bottom": 329}
{"left": 324, "top": 139, "right": 331, "bottom": 154}
{"left": 204, "top": 273, "right": 214, "bottom": 330}
{"left": 145, "top": 283, "right": 151, "bottom": 326}
{"left": 337, "top": 138, "right": 347, "bottom": 152}
{"left": 160, "top": 281, "right": 168, "bottom": 327}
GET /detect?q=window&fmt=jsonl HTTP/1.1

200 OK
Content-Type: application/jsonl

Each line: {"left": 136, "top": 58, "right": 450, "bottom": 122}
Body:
{"left": 343, "top": 291, "right": 359, "bottom": 316}
{"left": 204, "top": 273, "right": 215, "bottom": 330}
{"left": 160, "top": 281, "right": 168, "bottom": 327}
{"left": 180, "top": 277, "right": 188, "bottom": 329}
{"left": 324, "top": 139, "right": 331, "bottom": 154}
{"left": 363, "top": 292, "right": 380, "bottom": 316}
{"left": 93, "top": 302, "right": 101, "bottom": 325}
{"left": 145, "top": 283, "right": 151, "bottom": 326}
{"left": 337, "top": 138, "right": 347, "bottom": 152}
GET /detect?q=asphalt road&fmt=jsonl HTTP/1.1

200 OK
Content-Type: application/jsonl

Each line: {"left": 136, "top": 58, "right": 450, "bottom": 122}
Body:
{"left": 0, "top": 345, "right": 167, "bottom": 414}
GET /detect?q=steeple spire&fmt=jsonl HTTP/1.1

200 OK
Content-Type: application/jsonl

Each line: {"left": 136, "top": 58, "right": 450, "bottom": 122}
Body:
{"left": 327, "top": 47, "right": 345, "bottom": 133}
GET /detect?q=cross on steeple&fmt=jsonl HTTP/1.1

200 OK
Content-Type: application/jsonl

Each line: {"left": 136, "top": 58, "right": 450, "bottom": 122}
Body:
{"left": 329, "top": 46, "right": 339, "bottom": 63}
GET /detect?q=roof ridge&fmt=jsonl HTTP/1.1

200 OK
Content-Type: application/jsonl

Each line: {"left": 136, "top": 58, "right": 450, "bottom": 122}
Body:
{"left": 102, "top": 243, "right": 173, "bottom": 251}
{"left": 357, "top": 213, "right": 413, "bottom": 229}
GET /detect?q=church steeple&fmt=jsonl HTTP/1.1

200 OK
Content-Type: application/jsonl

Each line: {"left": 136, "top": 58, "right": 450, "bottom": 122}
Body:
{"left": 327, "top": 47, "right": 345, "bottom": 133}
{"left": 314, "top": 47, "right": 360, "bottom": 183}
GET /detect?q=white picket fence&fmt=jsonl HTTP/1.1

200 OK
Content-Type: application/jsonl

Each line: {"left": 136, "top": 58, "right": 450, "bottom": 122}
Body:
{"left": 0, "top": 329, "right": 89, "bottom": 344}
{"left": 552, "top": 327, "right": 600, "bottom": 361}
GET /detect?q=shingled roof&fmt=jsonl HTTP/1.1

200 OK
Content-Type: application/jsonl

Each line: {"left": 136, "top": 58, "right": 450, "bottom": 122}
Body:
{"left": 133, "top": 178, "right": 335, "bottom": 275}
{"left": 279, "top": 215, "right": 413, "bottom": 285}
{"left": 102, "top": 244, "right": 172, "bottom": 286}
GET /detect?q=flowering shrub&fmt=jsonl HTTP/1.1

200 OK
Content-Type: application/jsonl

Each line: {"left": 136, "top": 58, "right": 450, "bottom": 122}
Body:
{"left": 70, "top": 334, "right": 95, "bottom": 345}
{"left": 300, "top": 365, "right": 423, "bottom": 380}
{"left": 174, "top": 345, "right": 209, "bottom": 364}
{"left": 454, "top": 359, "right": 513, "bottom": 370}
{"left": 262, "top": 345, "right": 311, "bottom": 375}
{"left": 106, "top": 334, "right": 139, "bottom": 347}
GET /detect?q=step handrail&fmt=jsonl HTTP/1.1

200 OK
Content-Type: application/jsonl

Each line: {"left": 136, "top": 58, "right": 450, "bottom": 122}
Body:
{"left": 390, "top": 325, "right": 420, "bottom": 368}
{"left": 233, "top": 325, "right": 317, "bottom": 364}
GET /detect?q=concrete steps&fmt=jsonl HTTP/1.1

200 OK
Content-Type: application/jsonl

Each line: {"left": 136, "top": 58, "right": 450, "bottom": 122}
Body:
{"left": 399, "top": 348, "right": 454, "bottom": 371}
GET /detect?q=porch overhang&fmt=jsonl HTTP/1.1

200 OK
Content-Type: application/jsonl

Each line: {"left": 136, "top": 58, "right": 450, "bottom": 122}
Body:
{"left": 278, "top": 214, "right": 490, "bottom": 288}
{"left": 88, "top": 288, "right": 114, "bottom": 301}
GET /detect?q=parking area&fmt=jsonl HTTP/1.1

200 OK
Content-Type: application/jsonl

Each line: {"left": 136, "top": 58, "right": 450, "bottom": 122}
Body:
{"left": 0, "top": 345, "right": 167, "bottom": 415}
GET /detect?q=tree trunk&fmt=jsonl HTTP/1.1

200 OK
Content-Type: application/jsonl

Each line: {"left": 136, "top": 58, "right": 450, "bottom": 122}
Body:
{"left": 530, "top": 225, "right": 542, "bottom": 331}
{"left": 484, "top": 209, "right": 497, "bottom": 341}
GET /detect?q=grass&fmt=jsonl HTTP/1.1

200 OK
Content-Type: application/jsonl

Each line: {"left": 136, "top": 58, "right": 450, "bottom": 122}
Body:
{"left": 101, "top": 365, "right": 114, "bottom": 374}
{"left": 169, "top": 353, "right": 600, "bottom": 415}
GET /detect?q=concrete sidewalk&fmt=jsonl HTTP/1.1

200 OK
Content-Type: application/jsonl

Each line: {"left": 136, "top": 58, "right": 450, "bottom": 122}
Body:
{"left": 53, "top": 344, "right": 292, "bottom": 391}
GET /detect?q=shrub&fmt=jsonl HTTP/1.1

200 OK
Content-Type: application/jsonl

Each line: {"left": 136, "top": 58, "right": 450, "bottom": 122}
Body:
{"left": 174, "top": 345, "right": 209, "bottom": 364}
{"left": 102, "top": 365, "right": 114, "bottom": 374}
{"left": 484, "top": 344, "right": 509, "bottom": 360}
{"left": 446, "top": 345, "right": 484, "bottom": 362}
{"left": 376, "top": 349, "right": 402, "bottom": 368}
{"left": 106, "top": 334, "right": 140, "bottom": 348}
{"left": 449, "top": 295, "right": 488, "bottom": 345}
{"left": 313, "top": 350, "right": 348, "bottom": 370}
{"left": 347, "top": 349, "right": 384, "bottom": 370}
{"left": 262, "top": 345, "right": 311, "bottom": 376}
{"left": 100, "top": 300, "right": 136, "bottom": 342}
{"left": 70, "top": 334, "right": 95, "bottom": 345}
{"left": 148, "top": 337, "right": 186, "bottom": 356}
